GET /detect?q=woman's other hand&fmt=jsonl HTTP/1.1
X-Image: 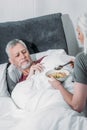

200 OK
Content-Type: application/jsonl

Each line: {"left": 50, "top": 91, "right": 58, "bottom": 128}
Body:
{"left": 48, "top": 76, "right": 62, "bottom": 90}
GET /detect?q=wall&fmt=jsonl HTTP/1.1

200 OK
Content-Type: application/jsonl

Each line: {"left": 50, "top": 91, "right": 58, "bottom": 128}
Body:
{"left": 0, "top": 0, "right": 35, "bottom": 22}
{"left": 0, "top": 0, "right": 87, "bottom": 26}
{"left": 36, "top": 0, "right": 87, "bottom": 26}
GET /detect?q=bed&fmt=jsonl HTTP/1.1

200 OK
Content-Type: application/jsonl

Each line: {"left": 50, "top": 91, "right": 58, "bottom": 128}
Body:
{"left": 0, "top": 13, "right": 87, "bottom": 130}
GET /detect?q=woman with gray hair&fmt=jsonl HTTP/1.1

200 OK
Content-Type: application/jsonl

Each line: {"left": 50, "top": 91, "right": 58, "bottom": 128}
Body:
{"left": 77, "top": 13, "right": 87, "bottom": 53}
{"left": 49, "top": 13, "right": 87, "bottom": 113}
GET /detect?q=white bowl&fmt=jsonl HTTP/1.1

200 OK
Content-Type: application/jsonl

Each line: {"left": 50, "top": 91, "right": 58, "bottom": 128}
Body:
{"left": 46, "top": 69, "right": 70, "bottom": 82}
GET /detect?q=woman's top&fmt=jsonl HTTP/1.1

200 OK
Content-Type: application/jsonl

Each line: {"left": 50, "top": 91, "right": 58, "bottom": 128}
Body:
{"left": 73, "top": 52, "right": 87, "bottom": 84}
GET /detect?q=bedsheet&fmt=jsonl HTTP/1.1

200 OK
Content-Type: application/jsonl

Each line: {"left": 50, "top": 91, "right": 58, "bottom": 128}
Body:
{"left": 0, "top": 96, "right": 87, "bottom": 130}
{"left": 12, "top": 107, "right": 87, "bottom": 130}
{"left": 0, "top": 97, "right": 26, "bottom": 130}
{"left": 0, "top": 53, "right": 87, "bottom": 130}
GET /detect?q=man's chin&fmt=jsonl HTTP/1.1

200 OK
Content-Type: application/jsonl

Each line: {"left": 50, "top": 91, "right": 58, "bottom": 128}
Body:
{"left": 21, "top": 63, "right": 31, "bottom": 70}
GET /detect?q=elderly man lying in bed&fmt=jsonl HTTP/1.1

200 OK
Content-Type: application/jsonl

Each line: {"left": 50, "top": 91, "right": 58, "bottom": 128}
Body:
{"left": 6, "top": 38, "right": 84, "bottom": 115}
{"left": 6, "top": 39, "right": 45, "bottom": 94}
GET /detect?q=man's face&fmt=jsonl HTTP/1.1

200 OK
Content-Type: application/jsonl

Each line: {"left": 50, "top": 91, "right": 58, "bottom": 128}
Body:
{"left": 76, "top": 26, "right": 84, "bottom": 44}
{"left": 9, "top": 43, "right": 32, "bottom": 70}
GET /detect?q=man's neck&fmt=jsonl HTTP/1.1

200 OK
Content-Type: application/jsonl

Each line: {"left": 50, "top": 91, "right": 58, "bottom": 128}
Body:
{"left": 22, "top": 68, "right": 30, "bottom": 76}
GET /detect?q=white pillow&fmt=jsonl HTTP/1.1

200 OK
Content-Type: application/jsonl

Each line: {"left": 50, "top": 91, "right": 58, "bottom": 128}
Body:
{"left": 30, "top": 49, "right": 66, "bottom": 61}
{"left": 41, "top": 52, "right": 75, "bottom": 70}
{"left": 0, "top": 63, "right": 21, "bottom": 97}
{"left": 0, "top": 63, "right": 10, "bottom": 96}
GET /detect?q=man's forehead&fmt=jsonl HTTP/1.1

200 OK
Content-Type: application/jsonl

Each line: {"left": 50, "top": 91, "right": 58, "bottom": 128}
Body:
{"left": 12, "top": 43, "right": 26, "bottom": 50}
{"left": 10, "top": 44, "right": 27, "bottom": 54}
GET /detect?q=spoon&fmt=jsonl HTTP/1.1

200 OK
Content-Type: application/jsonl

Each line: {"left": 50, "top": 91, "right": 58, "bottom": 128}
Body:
{"left": 54, "top": 61, "right": 74, "bottom": 70}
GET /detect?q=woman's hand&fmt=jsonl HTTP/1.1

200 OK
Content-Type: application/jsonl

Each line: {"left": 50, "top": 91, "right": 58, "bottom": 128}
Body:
{"left": 69, "top": 59, "right": 75, "bottom": 68}
{"left": 48, "top": 77, "right": 62, "bottom": 90}
{"left": 27, "top": 63, "right": 44, "bottom": 79}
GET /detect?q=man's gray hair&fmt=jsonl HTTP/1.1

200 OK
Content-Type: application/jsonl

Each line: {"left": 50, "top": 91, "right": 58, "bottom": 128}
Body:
{"left": 6, "top": 39, "right": 27, "bottom": 57}
{"left": 77, "top": 13, "right": 87, "bottom": 54}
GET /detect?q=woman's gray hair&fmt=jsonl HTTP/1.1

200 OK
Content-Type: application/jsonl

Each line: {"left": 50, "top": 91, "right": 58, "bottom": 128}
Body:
{"left": 5, "top": 39, "right": 27, "bottom": 57}
{"left": 77, "top": 13, "right": 87, "bottom": 54}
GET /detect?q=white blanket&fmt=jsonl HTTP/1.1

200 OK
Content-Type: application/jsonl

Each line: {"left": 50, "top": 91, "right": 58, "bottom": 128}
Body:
{"left": 0, "top": 63, "right": 10, "bottom": 96}
{"left": 11, "top": 74, "right": 87, "bottom": 130}
{"left": 0, "top": 96, "right": 87, "bottom": 130}
{"left": 11, "top": 53, "right": 87, "bottom": 130}
{"left": 0, "top": 96, "right": 29, "bottom": 130}
{"left": 11, "top": 53, "right": 75, "bottom": 111}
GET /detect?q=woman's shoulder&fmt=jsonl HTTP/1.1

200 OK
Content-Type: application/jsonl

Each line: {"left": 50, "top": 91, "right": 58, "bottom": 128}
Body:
{"left": 75, "top": 51, "right": 87, "bottom": 65}
{"left": 76, "top": 52, "right": 87, "bottom": 60}
{"left": 76, "top": 51, "right": 84, "bottom": 57}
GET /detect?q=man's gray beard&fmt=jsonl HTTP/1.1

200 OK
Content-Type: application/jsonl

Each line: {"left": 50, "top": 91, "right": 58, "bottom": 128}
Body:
{"left": 21, "top": 61, "right": 32, "bottom": 70}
